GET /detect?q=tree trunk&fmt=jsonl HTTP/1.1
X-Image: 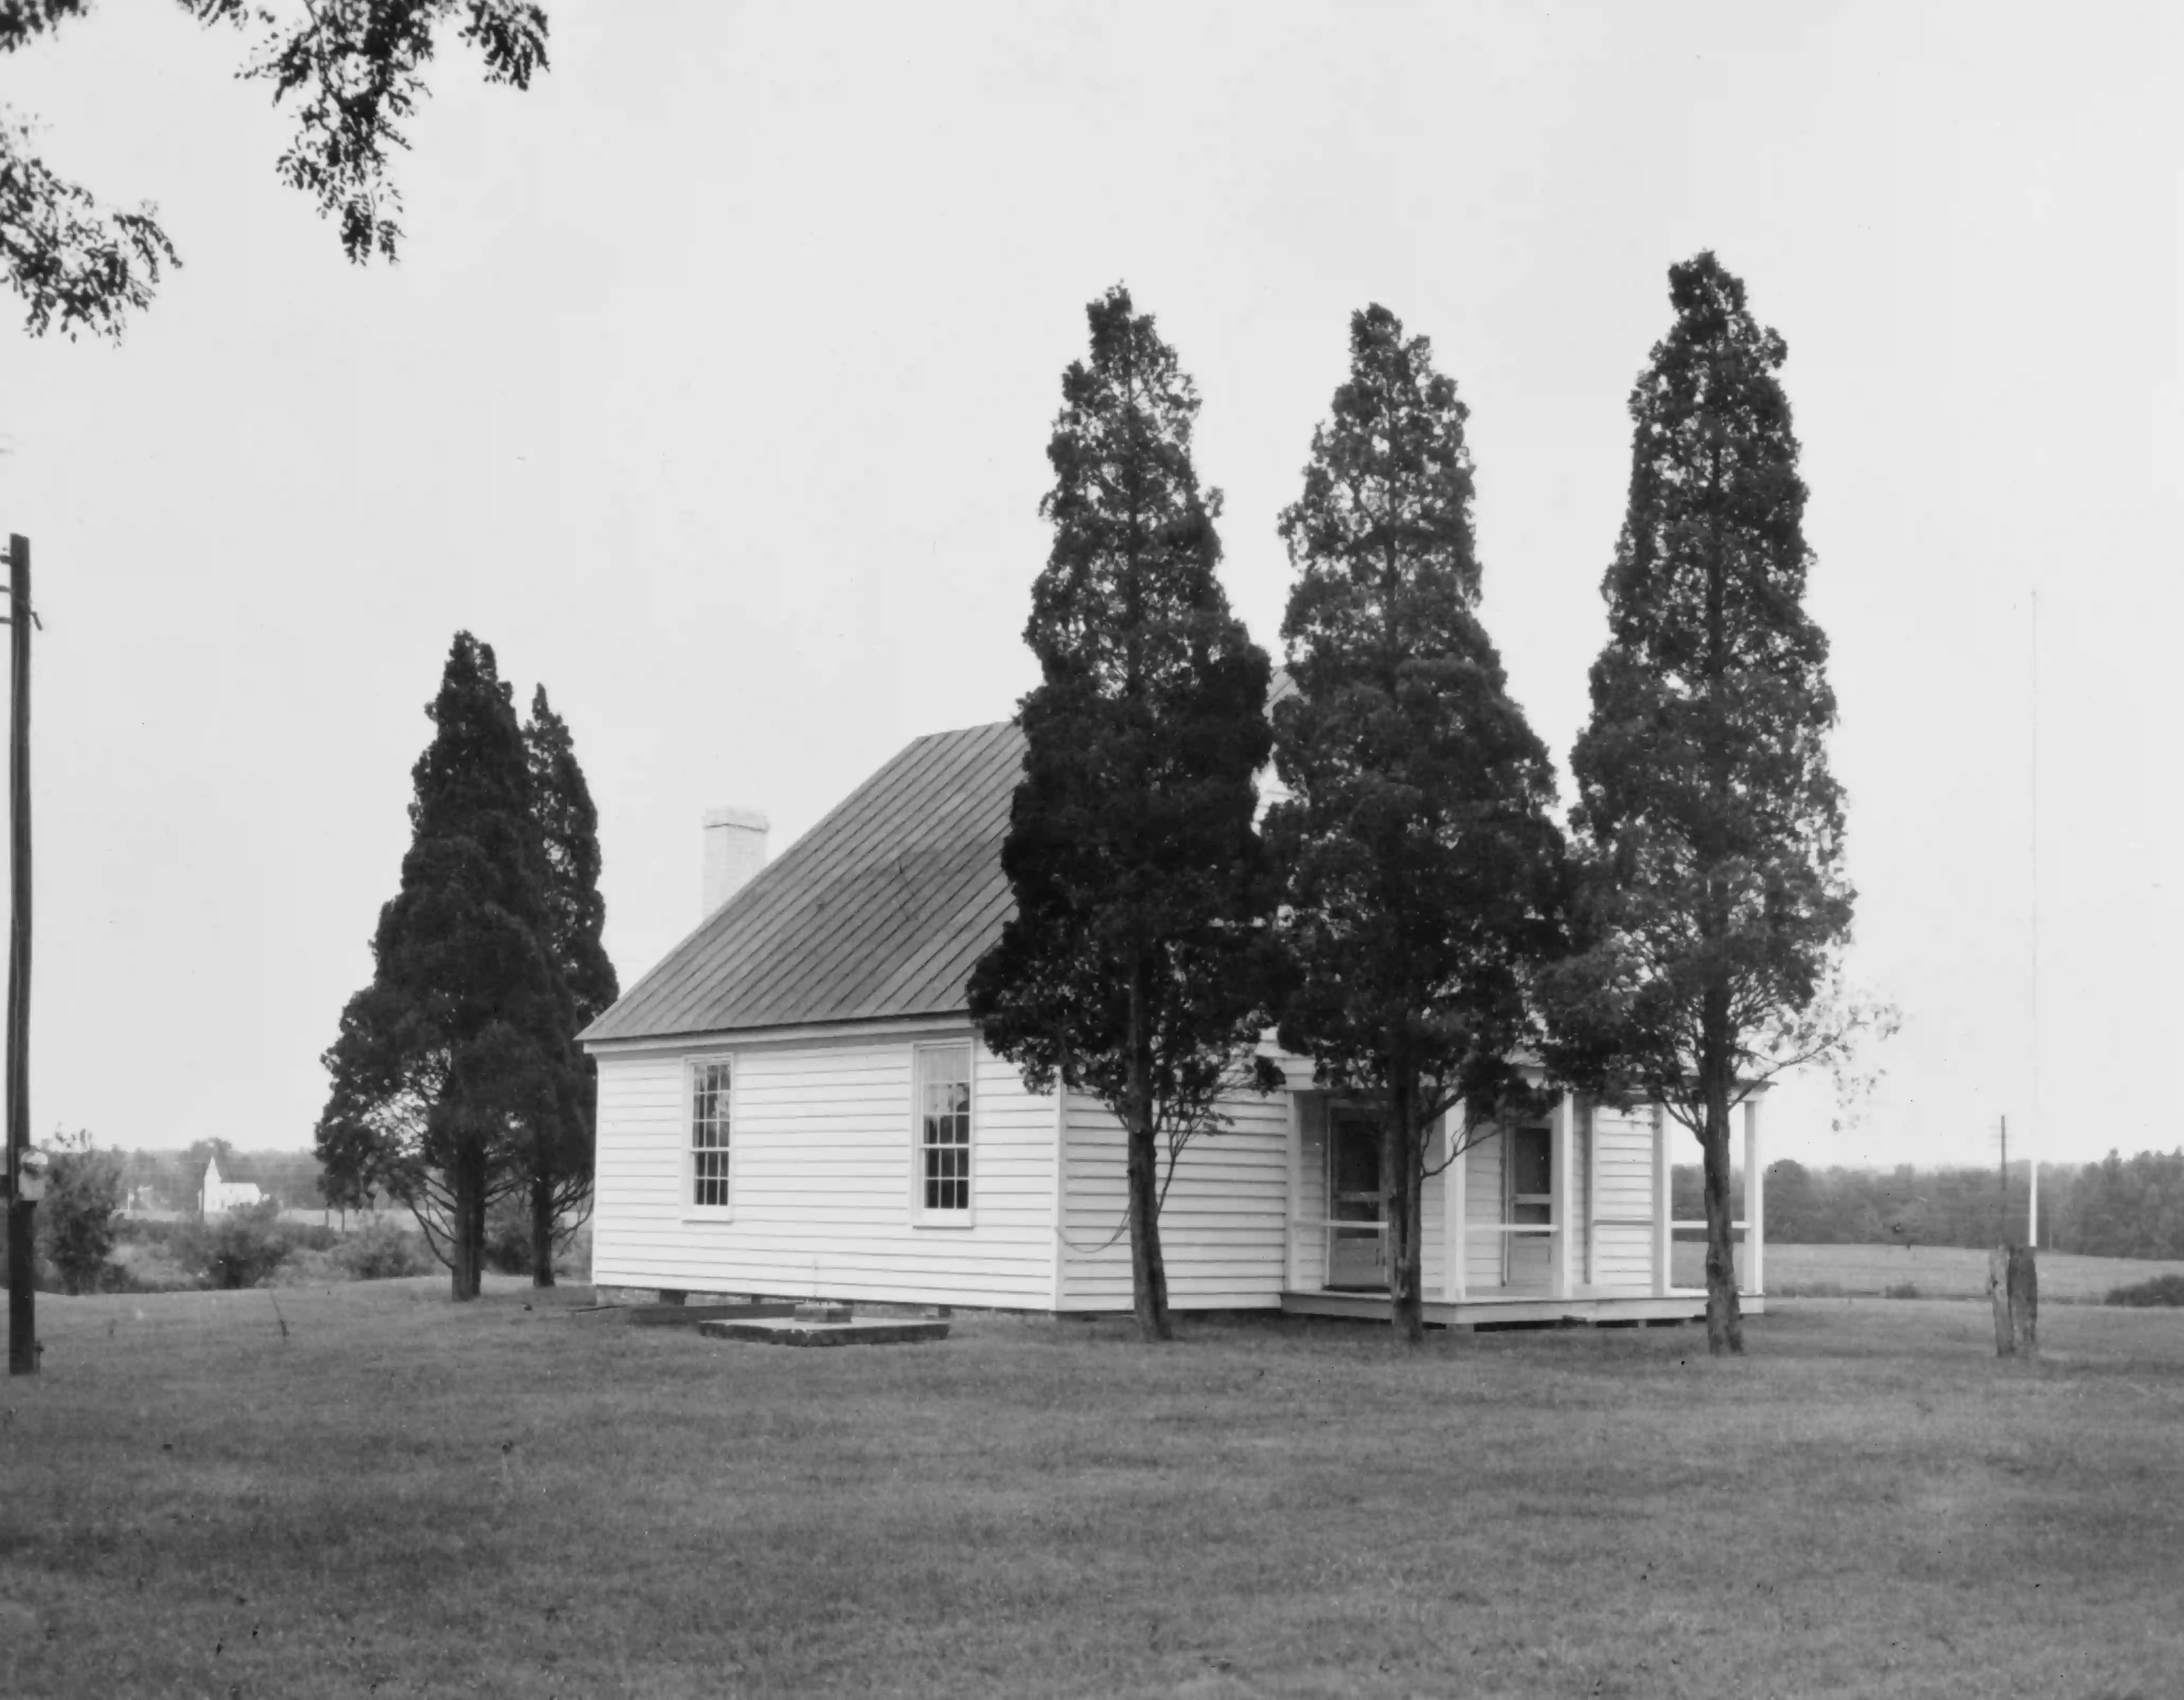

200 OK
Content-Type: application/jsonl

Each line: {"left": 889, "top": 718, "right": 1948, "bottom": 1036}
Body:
{"left": 1124, "top": 965, "right": 1172, "bottom": 1342}
{"left": 467, "top": 1160, "right": 487, "bottom": 1300}
{"left": 530, "top": 1172, "right": 557, "bottom": 1289}
{"left": 450, "top": 1154, "right": 478, "bottom": 1303}
{"left": 1386, "top": 1070, "right": 1426, "bottom": 1346}
{"left": 1699, "top": 1006, "right": 1744, "bottom": 1355}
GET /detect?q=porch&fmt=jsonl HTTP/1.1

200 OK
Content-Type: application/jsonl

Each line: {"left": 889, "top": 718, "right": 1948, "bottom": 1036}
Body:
{"left": 1279, "top": 1288, "right": 1764, "bottom": 1327}
{"left": 1279, "top": 1084, "right": 1768, "bottom": 1324}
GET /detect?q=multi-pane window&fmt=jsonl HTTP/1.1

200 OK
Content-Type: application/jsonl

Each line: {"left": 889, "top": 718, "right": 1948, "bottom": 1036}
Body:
{"left": 691, "top": 1060, "right": 732, "bottom": 1208}
{"left": 917, "top": 1044, "right": 972, "bottom": 1214}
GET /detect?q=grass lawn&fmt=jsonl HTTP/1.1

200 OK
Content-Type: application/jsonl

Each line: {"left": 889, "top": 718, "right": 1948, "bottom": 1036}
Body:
{"left": 4, "top": 1279, "right": 2181, "bottom": 1698}
{"left": 1673, "top": 1239, "right": 2184, "bottom": 1300}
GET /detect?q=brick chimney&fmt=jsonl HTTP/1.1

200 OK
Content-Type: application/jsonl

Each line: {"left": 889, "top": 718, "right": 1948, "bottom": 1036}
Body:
{"left": 702, "top": 805, "right": 770, "bottom": 919}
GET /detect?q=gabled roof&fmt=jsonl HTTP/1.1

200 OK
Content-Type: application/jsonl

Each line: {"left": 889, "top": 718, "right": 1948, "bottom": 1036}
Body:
{"left": 582, "top": 721, "right": 1024, "bottom": 1044}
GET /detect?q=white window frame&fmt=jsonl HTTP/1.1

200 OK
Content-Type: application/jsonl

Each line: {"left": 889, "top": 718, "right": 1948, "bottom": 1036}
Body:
{"left": 910, "top": 1040, "right": 975, "bottom": 1227}
{"left": 684, "top": 1054, "right": 736, "bottom": 1220}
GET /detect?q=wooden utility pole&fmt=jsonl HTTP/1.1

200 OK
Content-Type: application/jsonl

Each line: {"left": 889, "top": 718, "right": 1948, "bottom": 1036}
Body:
{"left": 1989, "top": 1111, "right": 2039, "bottom": 1359}
{"left": 5, "top": 534, "right": 32, "bottom": 1375}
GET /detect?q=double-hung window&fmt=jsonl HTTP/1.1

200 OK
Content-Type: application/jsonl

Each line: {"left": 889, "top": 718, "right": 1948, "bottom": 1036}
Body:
{"left": 914, "top": 1043, "right": 973, "bottom": 1220}
{"left": 690, "top": 1058, "right": 733, "bottom": 1211}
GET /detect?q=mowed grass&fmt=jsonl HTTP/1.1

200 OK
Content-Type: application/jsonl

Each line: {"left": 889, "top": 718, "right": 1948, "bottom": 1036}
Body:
{"left": 1673, "top": 1239, "right": 2184, "bottom": 1300}
{"left": 4, "top": 1280, "right": 2182, "bottom": 1698}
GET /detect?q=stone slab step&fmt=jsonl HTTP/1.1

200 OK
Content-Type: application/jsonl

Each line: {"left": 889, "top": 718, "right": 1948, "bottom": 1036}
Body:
{"left": 698, "top": 1318, "right": 951, "bottom": 1348}
{"left": 625, "top": 1303, "right": 801, "bottom": 1327}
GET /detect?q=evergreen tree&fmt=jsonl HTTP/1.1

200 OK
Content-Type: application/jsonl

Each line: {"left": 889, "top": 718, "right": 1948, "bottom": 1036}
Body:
{"left": 316, "top": 633, "right": 567, "bottom": 1300}
{"left": 519, "top": 686, "right": 618, "bottom": 1286}
{"left": 969, "top": 284, "right": 1275, "bottom": 1343}
{"left": 38, "top": 1129, "right": 122, "bottom": 1295}
{"left": 1543, "top": 253, "right": 1859, "bottom": 1355}
{"left": 1268, "top": 304, "right": 1565, "bottom": 1346}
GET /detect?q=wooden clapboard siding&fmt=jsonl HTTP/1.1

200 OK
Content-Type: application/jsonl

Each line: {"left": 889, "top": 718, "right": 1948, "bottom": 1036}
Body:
{"left": 591, "top": 1029, "right": 1057, "bottom": 1308}
{"left": 1589, "top": 1102, "right": 1656, "bottom": 1291}
{"left": 1057, "top": 1087, "right": 1291, "bottom": 1311}
{"left": 1581, "top": 1106, "right": 1599, "bottom": 1293}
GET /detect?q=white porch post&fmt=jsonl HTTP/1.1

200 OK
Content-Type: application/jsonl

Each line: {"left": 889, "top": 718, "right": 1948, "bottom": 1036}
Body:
{"left": 1652, "top": 1103, "right": 1671, "bottom": 1297}
{"left": 1583, "top": 1099, "right": 1598, "bottom": 1286}
{"left": 1550, "top": 1093, "right": 1575, "bottom": 1300}
{"left": 1285, "top": 1089, "right": 1304, "bottom": 1293}
{"left": 1050, "top": 1078, "right": 1069, "bottom": 1311}
{"left": 1744, "top": 1093, "right": 1764, "bottom": 1297}
{"left": 1443, "top": 1109, "right": 1467, "bottom": 1302}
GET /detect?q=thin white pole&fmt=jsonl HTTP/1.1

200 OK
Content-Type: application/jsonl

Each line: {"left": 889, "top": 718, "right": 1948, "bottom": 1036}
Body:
{"left": 2029, "top": 586, "right": 2040, "bottom": 1248}
{"left": 1744, "top": 1096, "right": 1764, "bottom": 1298}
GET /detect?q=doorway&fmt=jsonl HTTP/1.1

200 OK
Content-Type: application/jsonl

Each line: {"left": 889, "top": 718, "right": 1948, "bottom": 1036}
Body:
{"left": 1326, "top": 1109, "right": 1386, "bottom": 1290}
{"left": 1504, "top": 1122, "right": 1553, "bottom": 1290}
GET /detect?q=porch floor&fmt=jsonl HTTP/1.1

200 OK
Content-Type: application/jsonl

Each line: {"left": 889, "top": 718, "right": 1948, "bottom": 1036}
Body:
{"left": 1280, "top": 1288, "right": 1766, "bottom": 1329}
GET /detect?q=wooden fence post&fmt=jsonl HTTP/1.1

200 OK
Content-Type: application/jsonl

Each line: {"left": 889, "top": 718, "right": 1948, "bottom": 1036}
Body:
{"left": 1987, "top": 1244, "right": 2039, "bottom": 1358}
{"left": 2008, "top": 1245, "right": 2038, "bottom": 1357}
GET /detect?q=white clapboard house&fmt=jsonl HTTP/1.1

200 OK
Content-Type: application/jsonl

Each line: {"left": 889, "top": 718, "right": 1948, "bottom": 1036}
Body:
{"left": 580, "top": 719, "right": 1767, "bottom": 1324}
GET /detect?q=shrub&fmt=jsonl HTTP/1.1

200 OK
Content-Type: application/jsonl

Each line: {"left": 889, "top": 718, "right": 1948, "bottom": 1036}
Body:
{"left": 334, "top": 1219, "right": 430, "bottom": 1281}
{"left": 38, "top": 1130, "right": 124, "bottom": 1295}
{"left": 2105, "top": 1273, "right": 2184, "bottom": 1307}
{"left": 554, "top": 1223, "right": 593, "bottom": 1281}
{"left": 271, "top": 1248, "right": 345, "bottom": 1287}
{"left": 485, "top": 1197, "right": 593, "bottom": 1280}
{"left": 108, "top": 1240, "right": 195, "bottom": 1294}
{"left": 484, "top": 1197, "right": 534, "bottom": 1276}
{"left": 284, "top": 1221, "right": 340, "bottom": 1253}
{"left": 177, "top": 1201, "right": 292, "bottom": 1289}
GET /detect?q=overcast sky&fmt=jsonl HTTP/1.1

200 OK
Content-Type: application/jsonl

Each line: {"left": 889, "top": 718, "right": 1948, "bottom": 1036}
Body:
{"left": 4, "top": 1, "right": 2178, "bottom": 1172}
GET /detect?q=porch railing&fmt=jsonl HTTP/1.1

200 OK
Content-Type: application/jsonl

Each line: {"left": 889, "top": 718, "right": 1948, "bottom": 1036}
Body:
{"left": 1285, "top": 1218, "right": 1758, "bottom": 1295}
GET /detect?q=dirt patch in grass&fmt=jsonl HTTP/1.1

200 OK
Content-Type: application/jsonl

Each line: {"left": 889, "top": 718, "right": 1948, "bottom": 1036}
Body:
{"left": 3, "top": 1279, "right": 2180, "bottom": 1697}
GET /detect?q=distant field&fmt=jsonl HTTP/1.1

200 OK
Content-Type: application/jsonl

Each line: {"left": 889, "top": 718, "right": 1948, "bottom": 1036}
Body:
{"left": 1671, "top": 1239, "right": 2184, "bottom": 1300}
{"left": 4, "top": 1280, "right": 2181, "bottom": 1697}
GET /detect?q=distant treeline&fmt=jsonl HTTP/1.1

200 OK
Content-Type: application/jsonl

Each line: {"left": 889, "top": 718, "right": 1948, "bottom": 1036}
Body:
{"left": 1674, "top": 1151, "right": 2184, "bottom": 1261}
{"left": 90, "top": 1140, "right": 2184, "bottom": 1261}
{"left": 112, "top": 1142, "right": 334, "bottom": 1215}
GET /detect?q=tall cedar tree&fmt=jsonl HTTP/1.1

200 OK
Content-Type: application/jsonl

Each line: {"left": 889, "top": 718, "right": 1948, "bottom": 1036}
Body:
{"left": 969, "top": 286, "right": 1275, "bottom": 1343}
{"left": 316, "top": 633, "right": 572, "bottom": 1300}
{"left": 521, "top": 686, "right": 618, "bottom": 1285}
{"left": 1268, "top": 305, "right": 1565, "bottom": 1346}
{"left": 1544, "top": 254, "right": 1854, "bottom": 1355}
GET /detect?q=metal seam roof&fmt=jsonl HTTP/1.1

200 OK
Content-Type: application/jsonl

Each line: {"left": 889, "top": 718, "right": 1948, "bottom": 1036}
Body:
{"left": 581, "top": 720, "right": 1024, "bottom": 1044}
